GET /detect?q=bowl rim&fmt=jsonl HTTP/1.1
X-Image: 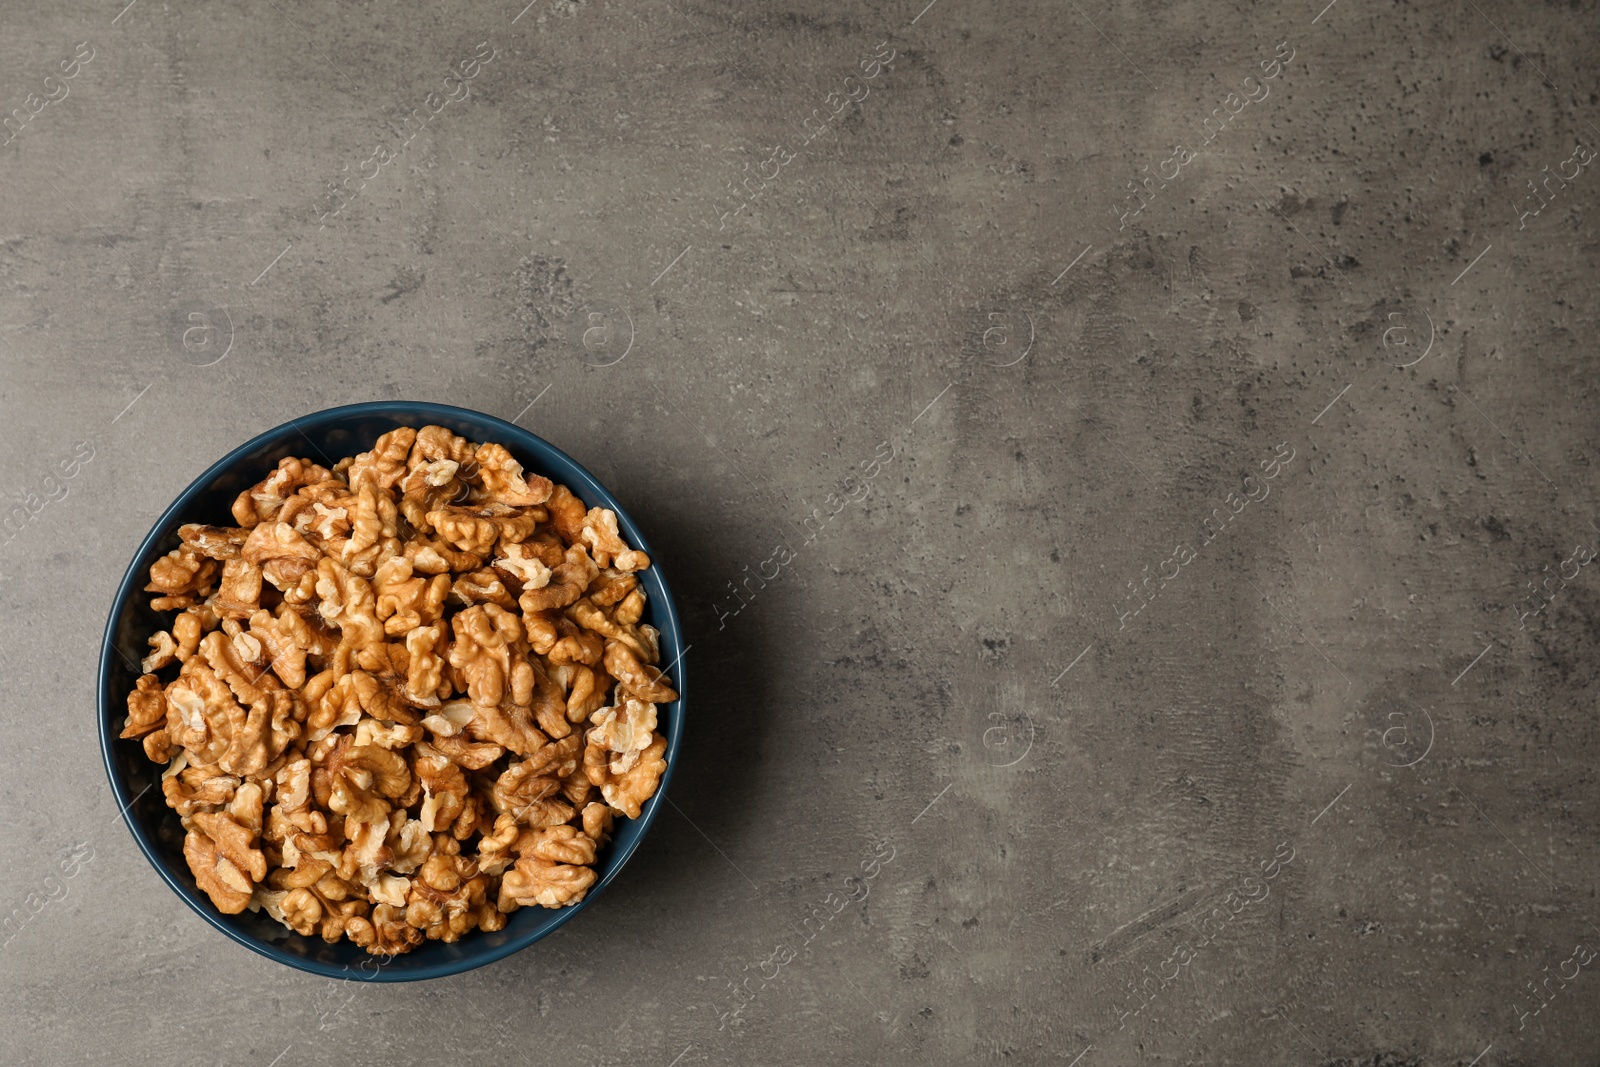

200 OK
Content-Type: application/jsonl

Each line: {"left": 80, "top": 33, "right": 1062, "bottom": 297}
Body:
{"left": 97, "top": 400, "right": 685, "bottom": 982}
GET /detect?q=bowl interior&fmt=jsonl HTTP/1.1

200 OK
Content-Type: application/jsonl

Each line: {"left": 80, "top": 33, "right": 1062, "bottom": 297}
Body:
{"left": 98, "top": 402, "right": 684, "bottom": 981}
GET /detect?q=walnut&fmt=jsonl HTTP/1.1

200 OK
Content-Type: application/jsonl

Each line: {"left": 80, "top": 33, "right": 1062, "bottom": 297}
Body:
{"left": 491, "top": 764, "right": 558, "bottom": 817}
{"left": 572, "top": 664, "right": 614, "bottom": 723}
{"left": 581, "top": 802, "right": 614, "bottom": 847}
{"left": 547, "top": 663, "right": 611, "bottom": 727}
{"left": 316, "top": 898, "right": 371, "bottom": 944}
{"left": 417, "top": 705, "right": 504, "bottom": 760}
{"left": 587, "top": 699, "right": 657, "bottom": 776}
{"left": 400, "top": 892, "right": 443, "bottom": 935}
{"left": 524, "top": 529, "right": 570, "bottom": 567}
{"left": 148, "top": 594, "right": 200, "bottom": 612}
{"left": 527, "top": 662, "right": 573, "bottom": 740}
{"left": 143, "top": 729, "right": 174, "bottom": 763}
{"left": 564, "top": 593, "right": 651, "bottom": 663}
{"left": 284, "top": 483, "right": 353, "bottom": 518}
{"left": 447, "top": 604, "right": 523, "bottom": 708}
{"left": 346, "top": 427, "right": 418, "bottom": 492}
{"left": 329, "top": 832, "right": 379, "bottom": 885}
{"left": 312, "top": 898, "right": 370, "bottom": 944}
{"left": 222, "top": 616, "right": 268, "bottom": 670}
{"left": 121, "top": 674, "right": 167, "bottom": 739}
{"left": 410, "top": 425, "right": 478, "bottom": 467}
{"left": 559, "top": 770, "right": 593, "bottom": 807}
{"left": 587, "top": 569, "right": 638, "bottom": 607}
{"left": 189, "top": 793, "right": 266, "bottom": 884}
{"left": 373, "top": 556, "right": 450, "bottom": 636}
{"left": 475, "top": 901, "right": 509, "bottom": 933}
{"left": 364, "top": 902, "right": 424, "bottom": 956}
{"left": 521, "top": 609, "right": 560, "bottom": 656}
{"left": 368, "top": 872, "right": 411, "bottom": 908}
{"left": 275, "top": 757, "right": 313, "bottom": 812}
{"left": 198, "top": 629, "right": 276, "bottom": 708}
{"left": 404, "top": 536, "right": 485, "bottom": 575}
{"left": 414, "top": 892, "right": 483, "bottom": 943}
{"left": 184, "top": 827, "right": 254, "bottom": 914}
{"left": 141, "top": 630, "right": 178, "bottom": 673}
{"left": 634, "top": 624, "right": 662, "bottom": 665}
{"left": 307, "top": 500, "right": 352, "bottom": 542}
{"left": 492, "top": 543, "right": 551, "bottom": 589}
{"left": 452, "top": 699, "right": 544, "bottom": 755}
{"left": 600, "top": 735, "right": 667, "bottom": 819}
{"left": 325, "top": 738, "right": 412, "bottom": 825}
{"left": 413, "top": 742, "right": 473, "bottom": 835}
{"left": 399, "top": 458, "right": 461, "bottom": 495}
{"left": 579, "top": 507, "right": 650, "bottom": 572}
{"left": 403, "top": 623, "right": 449, "bottom": 708}
{"left": 419, "top": 698, "right": 474, "bottom": 739}
{"left": 172, "top": 608, "right": 207, "bottom": 662}
{"left": 212, "top": 557, "right": 264, "bottom": 617}
{"left": 147, "top": 544, "right": 218, "bottom": 598}
{"left": 342, "top": 914, "right": 376, "bottom": 950}
{"left": 264, "top": 843, "right": 327, "bottom": 886}
{"left": 278, "top": 495, "right": 322, "bottom": 532}
{"left": 246, "top": 606, "right": 328, "bottom": 689}
{"left": 582, "top": 737, "right": 608, "bottom": 789}
{"left": 475, "top": 812, "right": 522, "bottom": 875}
{"left": 546, "top": 618, "right": 604, "bottom": 667}
{"left": 312, "top": 671, "right": 416, "bottom": 740}
{"left": 368, "top": 639, "right": 413, "bottom": 683}
{"left": 167, "top": 660, "right": 246, "bottom": 767}
{"left": 492, "top": 738, "right": 581, "bottom": 819}
{"left": 220, "top": 690, "right": 299, "bottom": 777}
{"left": 163, "top": 763, "right": 240, "bottom": 818}
{"left": 615, "top": 588, "right": 646, "bottom": 626}
{"left": 315, "top": 558, "right": 388, "bottom": 675}
{"left": 523, "top": 730, "right": 583, "bottom": 778}
{"left": 232, "top": 457, "right": 332, "bottom": 527}
{"left": 525, "top": 612, "right": 598, "bottom": 669}
{"left": 426, "top": 503, "right": 540, "bottom": 554}
{"left": 472, "top": 442, "right": 552, "bottom": 506}
{"left": 499, "top": 856, "right": 597, "bottom": 910}
{"left": 279, "top": 887, "right": 323, "bottom": 935}
{"left": 450, "top": 568, "right": 518, "bottom": 610}
{"left": 519, "top": 797, "right": 575, "bottom": 829}
{"left": 545, "top": 484, "right": 588, "bottom": 544}
{"left": 398, "top": 481, "right": 458, "bottom": 536}
{"left": 562, "top": 597, "right": 613, "bottom": 638}
{"left": 341, "top": 483, "right": 402, "bottom": 578}
{"left": 520, "top": 825, "right": 597, "bottom": 866}
{"left": 388, "top": 818, "right": 434, "bottom": 874}
{"left": 240, "top": 521, "right": 321, "bottom": 565}
{"left": 262, "top": 559, "right": 318, "bottom": 608}
{"left": 179, "top": 523, "right": 248, "bottom": 560}
{"left": 430, "top": 727, "right": 509, "bottom": 770}
{"left": 602, "top": 640, "right": 678, "bottom": 704}
{"left": 405, "top": 848, "right": 488, "bottom": 941}
{"left": 518, "top": 544, "right": 599, "bottom": 613}
{"left": 354, "top": 718, "right": 424, "bottom": 751}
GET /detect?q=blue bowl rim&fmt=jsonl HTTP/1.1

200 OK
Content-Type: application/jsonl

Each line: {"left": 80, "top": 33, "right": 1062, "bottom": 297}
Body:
{"left": 96, "top": 400, "right": 685, "bottom": 982}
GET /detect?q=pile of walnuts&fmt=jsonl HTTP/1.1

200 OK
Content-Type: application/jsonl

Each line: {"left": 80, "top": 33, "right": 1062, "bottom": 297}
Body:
{"left": 121, "top": 425, "right": 676, "bottom": 955}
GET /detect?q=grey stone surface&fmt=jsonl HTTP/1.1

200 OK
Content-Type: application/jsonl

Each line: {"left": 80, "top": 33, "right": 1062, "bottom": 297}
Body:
{"left": 2, "top": 0, "right": 1599, "bottom": 1063}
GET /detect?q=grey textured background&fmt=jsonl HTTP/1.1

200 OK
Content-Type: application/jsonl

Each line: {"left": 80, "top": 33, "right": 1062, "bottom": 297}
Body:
{"left": 3, "top": 0, "right": 1599, "bottom": 1063}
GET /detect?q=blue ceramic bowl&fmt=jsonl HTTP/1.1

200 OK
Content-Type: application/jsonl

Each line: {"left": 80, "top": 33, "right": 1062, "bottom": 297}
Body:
{"left": 98, "top": 401, "right": 685, "bottom": 981}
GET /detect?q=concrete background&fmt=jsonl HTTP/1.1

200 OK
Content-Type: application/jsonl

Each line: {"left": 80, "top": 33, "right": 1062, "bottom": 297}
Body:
{"left": 2, "top": 0, "right": 1598, "bottom": 1063}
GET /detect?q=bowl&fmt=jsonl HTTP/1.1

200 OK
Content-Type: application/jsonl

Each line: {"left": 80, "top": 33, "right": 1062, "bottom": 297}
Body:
{"left": 98, "top": 401, "right": 685, "bottom": 981}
